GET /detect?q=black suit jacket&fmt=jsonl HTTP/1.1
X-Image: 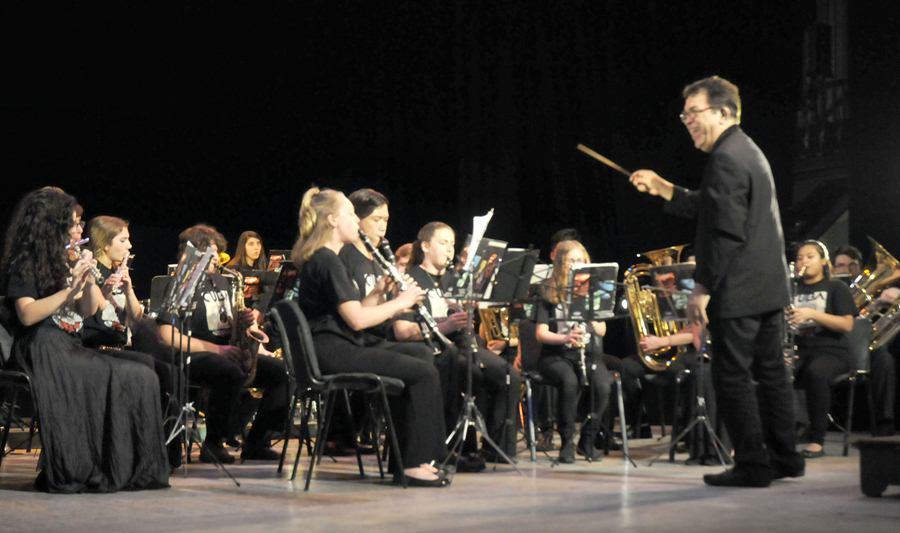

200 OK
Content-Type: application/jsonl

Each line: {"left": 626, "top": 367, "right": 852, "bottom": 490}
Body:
{"left": 664, "top": 126, "right": 790, "bottom": 319}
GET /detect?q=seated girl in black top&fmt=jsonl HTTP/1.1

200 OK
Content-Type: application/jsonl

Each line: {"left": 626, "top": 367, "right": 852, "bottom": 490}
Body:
{"left": 789, "top": 240, "right": 855, "bottom": 458}
{"left": 226, "top": 230, "right": 268, "bottom": 275}
{"left": 534, "top": 239, "right": 612, "bottom": 463}
{"left": 1, "top": 187, "right": 168, "bottom": 493}
{"left": 82, "top": 216, "right": 181, "bottom": 459}
{"left": 393, "top": 221, "right": 522, "bottom": 460}
{"left": 293, "top": 187, "right": 448, "bottom": 486}
{"left": 157, "top": 224, "right": 288, "bottom": 464}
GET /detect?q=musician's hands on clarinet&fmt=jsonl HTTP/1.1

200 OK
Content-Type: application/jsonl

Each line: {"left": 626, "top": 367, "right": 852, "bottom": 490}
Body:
{"left": 439, "top": 310, "right": 468, "bottom": 334}
{"left": 629, "top": 169, "right": 676, "bottom": 201}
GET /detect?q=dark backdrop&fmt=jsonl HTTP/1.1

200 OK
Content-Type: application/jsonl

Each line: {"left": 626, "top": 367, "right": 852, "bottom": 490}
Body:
{"left": 2, "top": 1, "right": 813, "bottom": 305}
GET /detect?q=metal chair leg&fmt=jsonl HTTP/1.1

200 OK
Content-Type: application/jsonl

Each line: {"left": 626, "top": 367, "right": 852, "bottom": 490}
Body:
{"left": 278, "top": 391, "right": 299, "bottom": 474}
{"left": 379, "top": 388, "right": 405, "bottom": 488}
{"left": 306, "top": 389, "right": 335, "bottom": 491}
{"left": 844, "top": 378, "right": 856, "bottom": 457}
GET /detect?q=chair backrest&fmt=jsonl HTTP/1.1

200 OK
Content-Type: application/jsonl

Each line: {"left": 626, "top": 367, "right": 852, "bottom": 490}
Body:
{"left": 270, "top": 299, "right": 326, "bottom": 390}
{"left": 845, "top": 317, "right": 873, "bottom": 373}
{"left": 0, "top": 296, "right": 13, "bottom": 366}
{"left": 518, "top": 319, "right": 542, "bottom": 372}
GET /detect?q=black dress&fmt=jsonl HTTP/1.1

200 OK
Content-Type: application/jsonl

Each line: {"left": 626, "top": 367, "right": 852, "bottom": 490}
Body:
{"left": 5, "top": 273, "right": 169, "bottom": 493}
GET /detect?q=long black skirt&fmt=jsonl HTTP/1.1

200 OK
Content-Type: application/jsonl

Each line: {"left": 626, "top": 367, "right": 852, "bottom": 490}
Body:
{"left": 14, "top": 325, "right": 170, "bottom": 493}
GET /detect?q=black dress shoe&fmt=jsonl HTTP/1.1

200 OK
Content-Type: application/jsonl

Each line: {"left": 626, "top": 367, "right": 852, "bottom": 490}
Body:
{"left": 703, "top": 467, "right": 772, "bottom": 488}
{"left": 200, "top": 441, "right": 236, "bottom": 464}
{"left": 241, "top": 443, "right": 280, "bottom": 461}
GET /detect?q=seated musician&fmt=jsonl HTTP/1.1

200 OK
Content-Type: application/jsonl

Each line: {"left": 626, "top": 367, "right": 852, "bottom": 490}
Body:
{"left": 393, "top": 221, "right": 522, "bottom": 462}
{"left": 157, "top": 224, "right": 288, "bottom": 464}
{"left": 833, "top": 245, "right": 863, "bottom": 280}
{"left": 328, "top": 188, "right": 436, "bottom": 455}
{"left": 534, "top": 239, "right": 612, "bottom": 463}
{"left": 225, "top": 230, "right": 268, "bottom": 275}
{"left": 394, "top": 243, "right": 413, "bottom": 273}
{"left": 789, "top": 240, "right": 856, "bottom": 458}
{"left": 292, "top": 187, "right": 448, "bottom": 486}
{"left": 833, "top": 243, "right": 896, "bottom": 436}
{"left": 82, "top": 216, "right": 182, "bottom": 463}
{"left": 2, "top": 187, "right": 169, "bottom": 492}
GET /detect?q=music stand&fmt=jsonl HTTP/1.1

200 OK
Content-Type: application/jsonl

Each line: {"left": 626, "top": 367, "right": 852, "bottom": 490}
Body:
{"left": 644, "top": 262, "right": 732, "bottom": 468}
{"left": 160, "top": 242, "right": 240, "bottom": 485}
{"left": 440, "top": 222, "right": 525, "bottom": 477}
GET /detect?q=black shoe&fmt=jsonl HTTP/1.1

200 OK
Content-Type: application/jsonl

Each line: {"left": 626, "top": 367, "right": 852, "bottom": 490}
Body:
{"left": 225, "top": 437, "right": 242, "bottom": 449}
{"left": 456, "top": 453, "right": 486, "bottom": 472}
{"left": 801, "top": 448, "right": 825, "bottom": 459}
{"left": 398, "top": 474, "right": 450, "bottom": 488}
{"left": 558, "top": 440, "right": 576, "bottom": 464}
{"left": 703, "top": 467, "right": 772, "bottom": 488}
{"left": 535, "top": 431, "right": 555, "bottom": 452}
{"left": 577, "top": 435, "right": 603, "bottom": 461}
{"left": 773, "top": 463, "right": 805, "bottom": 480}
{"left": 200, "top": 441, "right": 236, "bottom": 464}
{"left": 241, "top": 443, "right": 280, "bottom": 461}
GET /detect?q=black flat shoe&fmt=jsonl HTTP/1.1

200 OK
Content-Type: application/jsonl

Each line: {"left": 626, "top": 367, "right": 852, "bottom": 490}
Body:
{"left": 801, "top": 448, "right": 825, "bottom": 459}
{"left": 703, "top": 467, "right": 772, "bottom": 488}
{"left": 395, "top": 473, "right": 450, "bottom": 487}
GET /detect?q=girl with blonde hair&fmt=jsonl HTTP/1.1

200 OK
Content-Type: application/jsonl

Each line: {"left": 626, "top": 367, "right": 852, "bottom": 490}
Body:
{"left": 292, "top": 187, "right": 449, "bottom": 486}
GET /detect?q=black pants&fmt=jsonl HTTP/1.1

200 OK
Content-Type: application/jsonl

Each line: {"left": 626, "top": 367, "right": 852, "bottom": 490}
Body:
{"left": 870, "top": 346, "right": 896, "bottom": 427}
{"left": 189, "top": 353, "right": 288, "bottom": 445}
{"left": 537, "top": 353, "right": 611, "bottom": 439}
{"left": 795, "top": 348, "right": 850, "bottom": 444}
{"left": 709, "top": 310, "right": 802, "bottom": 472}
{"left": 314, "top": 334, "right": 447, "bottom": 467}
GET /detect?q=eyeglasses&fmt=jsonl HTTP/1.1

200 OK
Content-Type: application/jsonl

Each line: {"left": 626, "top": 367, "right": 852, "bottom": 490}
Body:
{"left": 679, "top": 106, "right": 715, "bottom": 123}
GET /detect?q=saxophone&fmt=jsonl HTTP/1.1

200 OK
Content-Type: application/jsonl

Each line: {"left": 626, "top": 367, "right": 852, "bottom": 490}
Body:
{"left": 221, "top": 266, "right": 269, "bottom": 386}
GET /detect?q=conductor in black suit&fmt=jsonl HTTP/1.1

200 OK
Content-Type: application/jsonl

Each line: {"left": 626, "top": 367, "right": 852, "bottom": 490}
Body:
{"left": 629, "top": 76, "right": 804, "bottom": 487}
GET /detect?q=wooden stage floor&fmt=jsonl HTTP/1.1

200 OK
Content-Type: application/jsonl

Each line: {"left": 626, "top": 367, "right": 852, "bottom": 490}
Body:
{"left": 2, "top": 432, "right": 899, "bottom": 532}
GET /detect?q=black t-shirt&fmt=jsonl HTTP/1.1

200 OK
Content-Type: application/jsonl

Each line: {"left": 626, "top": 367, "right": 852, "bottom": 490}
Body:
{"left": 82, "top": 263, "right": 129, "bottom": 348}
{"left": 297, "top": 247, "right": 365, "bottom": 345}
{"left": 158, "top": 273, "right": 234, "bottom": 346}
{"left": 535, "top": 298, "right": 580, "bottom": 360}
{"left": 406, "top": 265, "right": 452, "bottom": 319}
{"left": 338, "top": 244, "right": 384, "bottom": 300}
{"left": 793, "top": 278, "right": 856, "bottom": 354}
{"left": 5, "top": 272, "right": 84, "bottom": 337}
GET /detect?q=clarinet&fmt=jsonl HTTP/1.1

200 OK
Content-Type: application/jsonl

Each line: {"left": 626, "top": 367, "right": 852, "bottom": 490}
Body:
{"left": 784, "top": 262, "right": 807, "bottom": 380}
{"left": 359, "top": 231, "right": 452, "bottom": 354}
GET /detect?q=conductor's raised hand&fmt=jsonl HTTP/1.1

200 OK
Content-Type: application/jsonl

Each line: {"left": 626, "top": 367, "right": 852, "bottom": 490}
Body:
{"left": 629, "top": 169, "right": 675, "bottom": 201}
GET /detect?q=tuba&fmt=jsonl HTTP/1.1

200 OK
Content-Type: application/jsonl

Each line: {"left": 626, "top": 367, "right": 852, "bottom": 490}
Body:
{"left": 849, "top": 237, "right": 900, "bottom": 351}
{"left": 624, "top": 244, "right": 686, "bottom": 372}
{"left": 850, "top": 237, "right": 900, "bottom": 310}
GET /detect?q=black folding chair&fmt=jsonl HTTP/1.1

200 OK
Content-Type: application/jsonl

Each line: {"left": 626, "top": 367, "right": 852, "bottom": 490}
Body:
{"left": 269, "top": 299, "right": 408, "bottom": 490}
{"left": 828, "top": 317, "right": 876, "bottom": 456}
